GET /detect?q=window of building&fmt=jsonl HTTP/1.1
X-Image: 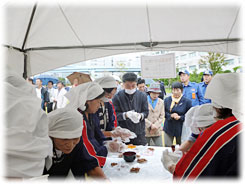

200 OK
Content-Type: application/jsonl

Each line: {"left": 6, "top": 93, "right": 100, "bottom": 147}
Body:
{"left": 189, "top": 52, "right": 196, "bottom": 57}
{"left": 189, "top": 65, "right": 197, "bottom": 71}
{"left": 199, "top": 64, "right": 207, "bottom": 69}
{"left": 224, "top": 59, "right": 234, "bottom": 65}
{"left": 179, "top": 67, "right": 187, "bottom": 71}
{"left": 180, "top": 54, "right": 187, "bottom": 60}
{"left": 176, "top": 56, "right": 179, "bottom": 61}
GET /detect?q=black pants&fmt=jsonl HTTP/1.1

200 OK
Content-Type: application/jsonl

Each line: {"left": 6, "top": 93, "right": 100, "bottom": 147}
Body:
{"left": 47, "top": 102, "right": 53, "bottom": 113}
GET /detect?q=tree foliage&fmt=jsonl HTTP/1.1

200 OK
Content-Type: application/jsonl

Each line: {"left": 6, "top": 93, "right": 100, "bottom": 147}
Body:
{"left": 199, "top": 52, "right": 227, "bottom": 75}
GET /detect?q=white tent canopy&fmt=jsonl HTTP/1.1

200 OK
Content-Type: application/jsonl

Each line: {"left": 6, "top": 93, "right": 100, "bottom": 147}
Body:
{"left": 3, "top": 0, "right": 242, "bottom": 77}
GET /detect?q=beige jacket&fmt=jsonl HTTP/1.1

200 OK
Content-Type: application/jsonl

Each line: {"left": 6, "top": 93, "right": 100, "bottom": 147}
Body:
{"left": 145, "top": 98, "right": 165, "bottom": 137}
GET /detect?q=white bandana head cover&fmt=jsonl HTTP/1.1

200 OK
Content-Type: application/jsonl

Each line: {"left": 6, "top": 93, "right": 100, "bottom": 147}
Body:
{"left": 184, "top": 106, "right": 200, "bottom": 134}
{"left": 5, "top": 70, "right": 52, "bottom": 178}
{"left": 65, "top": 81, "right": 104, "bottom": 110}
{"left": 184, "top": 104, "right": 216, "bottom": 134}
{"left": 48, "top": 107, "right": 83, "bottom": 139}
{"left": 205, "top": 73, "right": 244, "bottom": 122}
{"left": 193, "top": 103, "right": 216, "bottom": 128}
{"left": 94, "top": 76, "right": 117, "bottom": 89}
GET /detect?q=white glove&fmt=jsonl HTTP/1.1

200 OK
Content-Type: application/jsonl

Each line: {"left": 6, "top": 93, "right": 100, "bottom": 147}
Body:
{"left": 111, "top": 127, "right": 137, "bottom": 143}
{"left": 127, "top": 111, "right": 141, "bottom": 124}
{"left": 161, "top": 149, "right": 182, "bottom": 172}
{"left": 105, "top": 138, "right": 126, "bottom": 152}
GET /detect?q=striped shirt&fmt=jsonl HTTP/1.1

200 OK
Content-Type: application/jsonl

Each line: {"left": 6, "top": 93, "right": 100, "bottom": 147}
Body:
{"left": 174, "top": 116, "right": 241, "bottom": 181}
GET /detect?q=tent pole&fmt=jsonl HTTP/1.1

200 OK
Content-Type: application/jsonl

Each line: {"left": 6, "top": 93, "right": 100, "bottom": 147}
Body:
{"left": 23, "top": 52, "right": 27, "bottom": 79}
{"left": 21, "top": 3, "right": 37, "bottom": 79}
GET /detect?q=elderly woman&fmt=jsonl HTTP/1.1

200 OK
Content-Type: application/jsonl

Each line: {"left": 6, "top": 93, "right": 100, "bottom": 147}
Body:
{"left": 163, "top": 73, "right": 242, "bottom": 180}
{"left": 145, "top": 83, "right": 165, "bottom": 146}
{"left": 43, "top": 108, "right": 83, "bottom": 178}
{"left": 163, "top": 82, "right": 192, "bottom": 147}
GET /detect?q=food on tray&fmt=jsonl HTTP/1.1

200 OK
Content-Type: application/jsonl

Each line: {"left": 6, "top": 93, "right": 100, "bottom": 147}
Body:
{"left": 127, "top": 144, "right": 136, "bottom": 149}
{"left": 148, "top": 147, "right": 154, "bottom": 151}
{"left": 111, "top": 163, "right": 118, "bottom": 167}
{"left": 136, "top": 154, "right": 140, "bottom": 158}
{"left": 130, "top": 167, "right": 140, "bottom": 173}
{"left": 118, "top": 154, "right": 123, "bottom": 158}
{"left": 137, "top": 158, "right": 147, "bottom": 163}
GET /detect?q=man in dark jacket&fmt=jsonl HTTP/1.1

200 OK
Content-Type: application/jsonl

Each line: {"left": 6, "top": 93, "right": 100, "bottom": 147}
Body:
{"left": 158, "top": 80, "right": 166, "bottom": 100}
{"left": 112, "top": 73, "right": 149, "bottom": 145}
{"left": 35, "top": 78, "right": 49, "bottom": 111}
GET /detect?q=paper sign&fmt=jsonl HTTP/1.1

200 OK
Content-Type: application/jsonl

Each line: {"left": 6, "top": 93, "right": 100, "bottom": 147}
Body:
{"left": 141, "top": 53, "right": 176, "bottom": 78}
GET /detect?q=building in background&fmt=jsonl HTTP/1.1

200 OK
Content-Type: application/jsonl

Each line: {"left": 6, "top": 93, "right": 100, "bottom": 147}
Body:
{"left": 39, "top": 51, "right": 241, "bottom": 82}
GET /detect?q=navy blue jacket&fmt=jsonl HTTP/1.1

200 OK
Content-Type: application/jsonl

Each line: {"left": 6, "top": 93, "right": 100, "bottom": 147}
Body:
{"left": 163, "top": 96, "right": 192, "bottom": 137}
{"left": 95, "top": 102, "right": 115, "bottom": 131}
{"left": 112, "top": 90, "right": 149, "bottom": 145}
{"left": 43, "top": 138, "right": 98, "bottom": 179}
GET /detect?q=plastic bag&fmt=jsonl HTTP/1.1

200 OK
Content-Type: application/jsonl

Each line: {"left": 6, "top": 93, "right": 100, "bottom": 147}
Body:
{"left": 105, "top": 138, "right": 126, "bottom": 153}
{"left": 111, "top": 127, "right": 137, "bottom": 143}
{"left": 161, "top": 149, "right": 182, "bottom": 172}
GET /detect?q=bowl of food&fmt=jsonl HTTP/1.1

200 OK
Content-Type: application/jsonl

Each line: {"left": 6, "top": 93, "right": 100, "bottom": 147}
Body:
{"left": 123, "top": 151, "right": 136, "bottom": 162}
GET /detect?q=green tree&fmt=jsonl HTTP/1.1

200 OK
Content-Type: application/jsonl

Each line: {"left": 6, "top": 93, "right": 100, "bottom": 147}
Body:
{"left": 199, "top": 52, "right": 227, "bottom": 75}
{"left": 233, "top": 66, "right": 242, "bottom": 73}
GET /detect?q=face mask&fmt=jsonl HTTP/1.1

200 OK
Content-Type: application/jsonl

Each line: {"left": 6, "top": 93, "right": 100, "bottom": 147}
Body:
{"left": 101, "top": 96, "right": 110, "bottom": 102}
{"left": 125, "top": 88, "right": 136, "bottom": 95}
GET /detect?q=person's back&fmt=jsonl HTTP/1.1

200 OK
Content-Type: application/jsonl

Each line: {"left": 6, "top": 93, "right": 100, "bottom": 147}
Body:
{"left": 174, "top": 116, "right": 241, "bottom": 180}
{"left": 158, "top": 81, "right": 166, "bottom": 100}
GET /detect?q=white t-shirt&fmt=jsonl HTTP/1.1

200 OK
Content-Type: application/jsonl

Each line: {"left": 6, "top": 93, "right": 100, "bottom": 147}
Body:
{"left": 36, "top": 88, "right": 42, "bottom": 99}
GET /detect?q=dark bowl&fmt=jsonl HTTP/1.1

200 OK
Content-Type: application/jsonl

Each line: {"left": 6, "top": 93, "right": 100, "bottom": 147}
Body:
{"left": 123, "top": 151, "right": 136, "bottom": 162}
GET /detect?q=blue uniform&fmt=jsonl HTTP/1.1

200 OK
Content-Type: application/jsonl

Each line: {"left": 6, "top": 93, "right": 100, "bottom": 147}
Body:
{"left": 198, "top": 82, "right": 211, "bottom": 104}
{"left": 182, "top": 82, "right": 205, "bottom": 106}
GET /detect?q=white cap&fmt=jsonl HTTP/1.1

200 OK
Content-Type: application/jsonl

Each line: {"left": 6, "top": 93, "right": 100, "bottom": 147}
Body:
{"left": 94, "top": 76, "right": 117, "bottom": 88}
{"left": 48, "top": 108, "right": 83, "bottom": 139}
{"left": 184, "top": 106, "right": 200, "bottom": 134}
{"left": 205, "top": 73, "right": 244, "bottom": 122}
{"left": 65, "top": 81, "right": 104, "bottom": 110}
{"left": 193, "top": 104, "right": 216, "bottom": 128}
{"left": 113, "top": 75, "right": 121, "bottom": 82}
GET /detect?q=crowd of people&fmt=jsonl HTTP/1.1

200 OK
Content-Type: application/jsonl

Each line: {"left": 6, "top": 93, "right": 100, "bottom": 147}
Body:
{"left": 5, "top": 69, "right": 242, "bottom": 181}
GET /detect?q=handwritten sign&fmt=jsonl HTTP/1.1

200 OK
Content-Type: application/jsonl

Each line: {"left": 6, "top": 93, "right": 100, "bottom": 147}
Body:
{"left": 141, "top": 53, "right": 176, "bottom": 78}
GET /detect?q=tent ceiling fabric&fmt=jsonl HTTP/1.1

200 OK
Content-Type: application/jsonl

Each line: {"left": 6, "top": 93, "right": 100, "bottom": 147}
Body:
{"left": 4, "top": 0, "right": 242, "bottom": 76}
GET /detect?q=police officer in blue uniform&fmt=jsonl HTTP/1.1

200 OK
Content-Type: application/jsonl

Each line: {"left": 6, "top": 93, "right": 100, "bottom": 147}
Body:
{"left": 179, "top": 70, "right": 205, "bottom": 106}
{"left": 198, "top": 70, "right": 213, "bottom": 104}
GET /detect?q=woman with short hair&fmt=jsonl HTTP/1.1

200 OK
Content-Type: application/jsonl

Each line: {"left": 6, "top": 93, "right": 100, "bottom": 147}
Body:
{"left": 163, "top": 82, "right": 192, "bottom": 147}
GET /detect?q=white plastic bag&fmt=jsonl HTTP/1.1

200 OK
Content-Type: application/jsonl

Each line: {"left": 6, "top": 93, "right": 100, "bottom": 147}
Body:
{"left": 111, "top": 127, "right": 137, "bottom": 143}
{"left": 105, "top": 138, "right": 127, "bottom": 153}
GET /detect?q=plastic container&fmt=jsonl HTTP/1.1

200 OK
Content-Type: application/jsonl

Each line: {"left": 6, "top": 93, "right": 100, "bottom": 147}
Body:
{"left": 123, "top": 151, "right": 136, "bottom": 162}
